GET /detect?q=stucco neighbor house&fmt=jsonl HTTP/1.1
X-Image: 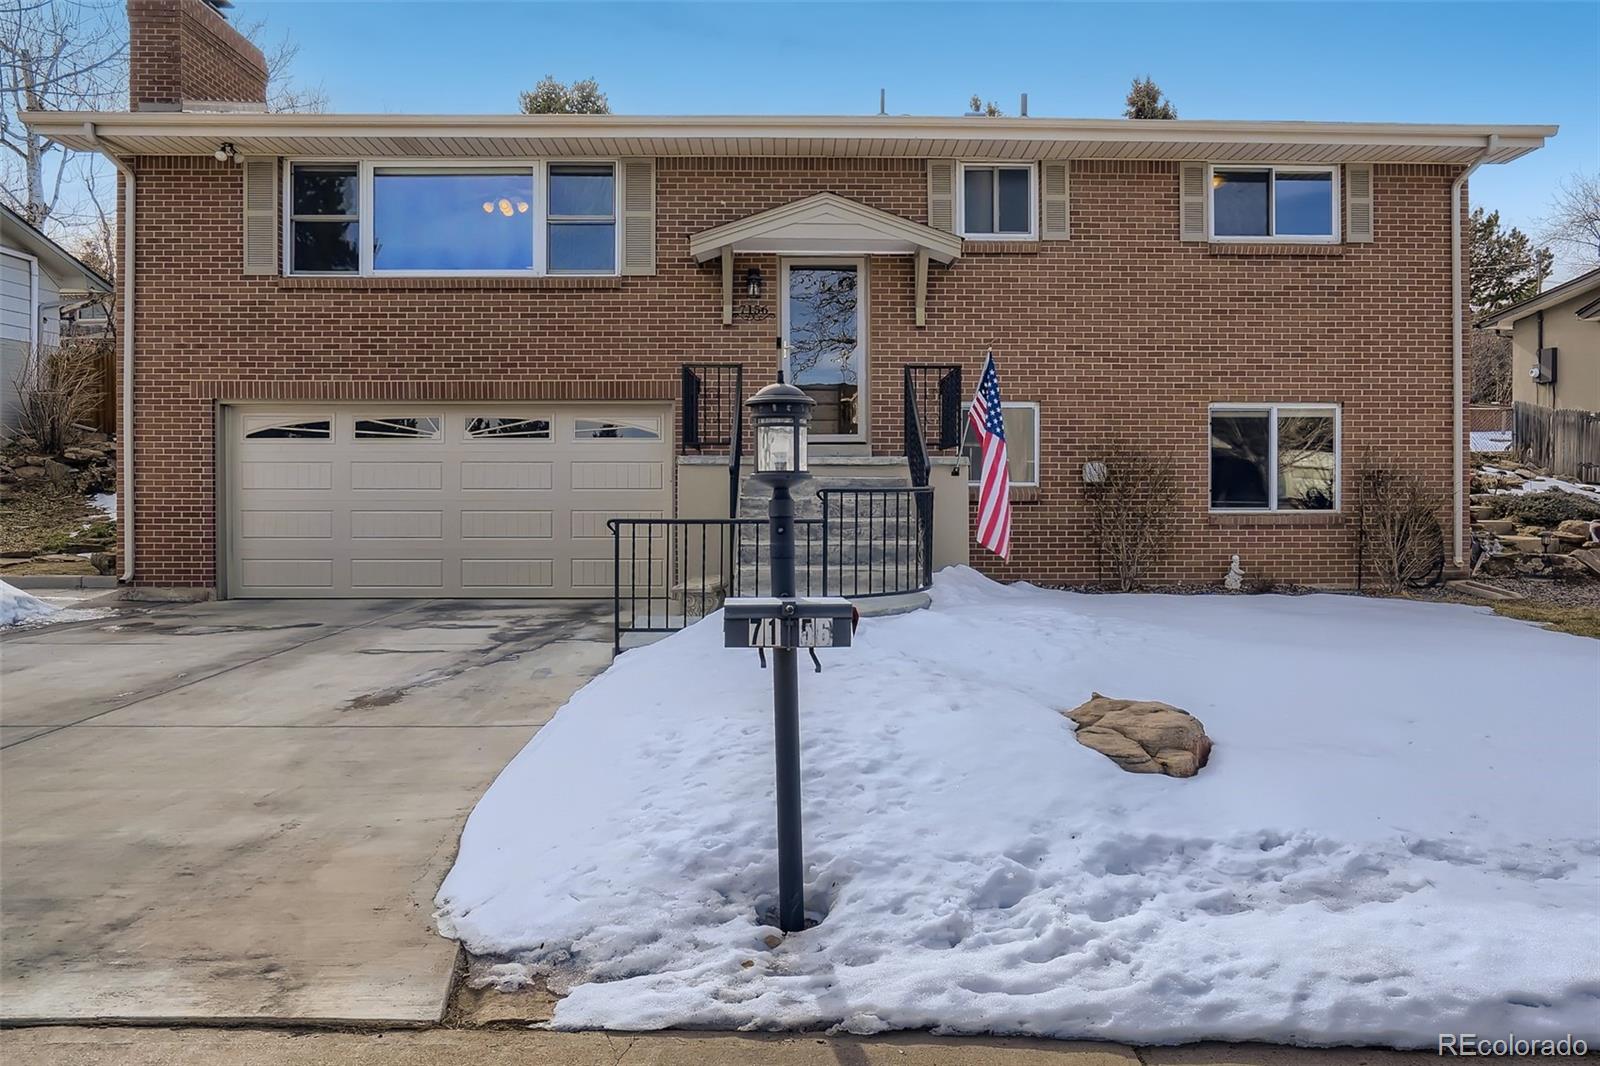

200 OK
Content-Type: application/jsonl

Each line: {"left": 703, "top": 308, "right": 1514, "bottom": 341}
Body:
{"left": 1477, "top": 267, "right": 1600, "bottom": 481}
{"left": 1, "top": 204, "right": 114, "bottom": 435}
{"left": 21, "top": 0, "right": 1556, "bottom": 602}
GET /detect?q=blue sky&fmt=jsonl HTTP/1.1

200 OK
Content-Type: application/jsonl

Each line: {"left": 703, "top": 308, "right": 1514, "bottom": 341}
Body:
{"left": 252, "top": 0, "right": 1598, "bottom": 274}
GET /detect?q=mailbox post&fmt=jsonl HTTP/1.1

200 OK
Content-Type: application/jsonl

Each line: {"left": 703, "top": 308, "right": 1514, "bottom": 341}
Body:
{"left": 721, "top": 382, "right": 855, "bottom": 934}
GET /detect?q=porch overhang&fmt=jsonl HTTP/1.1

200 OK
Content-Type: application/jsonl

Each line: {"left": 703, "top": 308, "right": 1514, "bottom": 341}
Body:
{"left": 689, "top": 193, "right": 961, "bottom": 327}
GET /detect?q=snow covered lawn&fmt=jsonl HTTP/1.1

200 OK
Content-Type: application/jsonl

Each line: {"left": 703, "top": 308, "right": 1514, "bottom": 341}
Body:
{"left": 436, "top": 570, "right": 1600, "bottom": 1047}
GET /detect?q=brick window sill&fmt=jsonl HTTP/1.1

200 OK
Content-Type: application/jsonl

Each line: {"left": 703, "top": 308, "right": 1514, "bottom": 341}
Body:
{"left": 961, "top": 240, "right": 1041, "bottom": 255}
{"left": 1207, "top": 510, "right": 1346, "bottom": 526}
{"left": 1206, "top": 242, "right": 1344, "bottom": 258}
{"left": 277, "top": 275, "right": 625, "bottom": 291}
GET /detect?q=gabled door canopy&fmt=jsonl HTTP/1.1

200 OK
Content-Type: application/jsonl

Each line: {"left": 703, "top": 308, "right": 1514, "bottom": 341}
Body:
{"left": 691, "top": 193, "right": 960, "bottom": 327}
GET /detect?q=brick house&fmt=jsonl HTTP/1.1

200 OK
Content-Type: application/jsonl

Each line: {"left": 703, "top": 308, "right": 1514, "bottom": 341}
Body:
{"left": 22, "top": 0, "right": 1554, "bottom": 599}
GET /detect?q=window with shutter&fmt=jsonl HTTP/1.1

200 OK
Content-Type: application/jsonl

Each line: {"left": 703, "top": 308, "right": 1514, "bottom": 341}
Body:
{"left": 927, "top": 160, "right": 956, "bottom": 233}
{"left": 1042, "top": 162, "right": 1070, "bottom": 240}
{"left": 1179, "top": 162, "right": 1208, "bottom": 242}
{"left": 621, "top": 158, "right": 656, "bottom": 275}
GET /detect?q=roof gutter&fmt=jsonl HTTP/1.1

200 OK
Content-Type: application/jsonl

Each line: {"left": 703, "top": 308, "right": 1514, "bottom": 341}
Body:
{"left": 1451, "top": 133, "right": 1498, "bottom": 570}
{"left": 82, "top": 122, "right": 136, "bottom": 586}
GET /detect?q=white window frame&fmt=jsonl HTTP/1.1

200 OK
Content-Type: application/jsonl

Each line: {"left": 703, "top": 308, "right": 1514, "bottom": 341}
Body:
{"left": 962, "top": 400, "right": 1041, "bottom": 488}
{"left": 283, "top": 158, "right": 622, "bottom": 277}
{"left": 1207, "top": 164, "right": 1341, "bottom": 244}
{"left": 1207, "top": 402, "right": 1341, "bottom": 513}
{"left": 955, "top": 161, "right": 1038, "bottom": 241}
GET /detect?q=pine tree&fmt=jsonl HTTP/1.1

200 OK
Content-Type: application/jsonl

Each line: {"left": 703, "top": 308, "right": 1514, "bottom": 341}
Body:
{"left": 1470, "top": 208, "right": 1553, "bottom": 312}
{"left": 1124, "top": 77, "right": 1177, "bottom": 120}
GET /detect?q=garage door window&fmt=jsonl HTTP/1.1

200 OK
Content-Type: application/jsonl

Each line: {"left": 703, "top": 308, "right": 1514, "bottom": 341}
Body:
{"left": 243, "top": 417, "right": 332, "bottom": 440}
{"left": 466, "top": 416, "right": 552, "bottom": 440}
{"left": 574, "top": 417, "right": 660, "bottom": 440}
{"left": 354, "top": 416, "right": 442, "bottom": 441}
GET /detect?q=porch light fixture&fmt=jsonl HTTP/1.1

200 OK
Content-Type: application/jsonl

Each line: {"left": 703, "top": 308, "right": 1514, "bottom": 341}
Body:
{"left": 745, "top": 266, "right": 763, "bottom": 298}
{"left": 747, "top": 381, "right": 814, "bottom": 481}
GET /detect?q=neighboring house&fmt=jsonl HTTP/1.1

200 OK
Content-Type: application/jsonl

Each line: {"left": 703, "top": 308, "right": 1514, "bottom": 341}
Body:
{"left": 1, "top": 204, "right": 114, "bottom": 435}
{"left": 21, "top": 0, "right": 1555, "bottom": 596}
{"left": 1477, "top": 268, "right": 1600, "bottom": 480}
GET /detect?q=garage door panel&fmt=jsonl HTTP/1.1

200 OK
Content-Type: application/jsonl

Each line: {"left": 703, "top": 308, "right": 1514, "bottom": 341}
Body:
{"left": 241, "top": 461, "right": 333, "bottom": 491}
{"left": 350, "top": 461, "right": 443, "bottom": 491}
{"left": 350, "top": 510, "right": 444, "bottom": 540}
{"left": 229, "top": 404, "right": 670, "bottom": 598}
{"left": 461, "top": 510, "right": 553, "bottom": 539}
{"left": 462, "top": 559, "right": 554, "bottom": 590}
{"left": 461, "top": 461, "right": 553, "bottom": 491}
{"left": 571, "top": 461, "right": 663, "bottom": 491}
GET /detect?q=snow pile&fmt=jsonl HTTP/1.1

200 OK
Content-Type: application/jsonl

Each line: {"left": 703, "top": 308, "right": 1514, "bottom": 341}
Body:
{"left": 1479, "top": 465, "right": 1600, "bottom": 504}
{"left": 437, "top": 569, "right": 1600, "bottom": 1047}
{"left": 90, "top": 492, "right": 117, "bottom": 517}
{"left": 0, "top": 579, "right": 58, "bottom": 627}
{"left": 1469, "top": 430, "right": 1510, "bottom": 453}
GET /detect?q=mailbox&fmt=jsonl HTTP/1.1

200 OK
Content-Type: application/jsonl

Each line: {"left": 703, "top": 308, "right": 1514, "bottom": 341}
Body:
{"left": 723, "top": 596, "right": 854, "bottom": 650}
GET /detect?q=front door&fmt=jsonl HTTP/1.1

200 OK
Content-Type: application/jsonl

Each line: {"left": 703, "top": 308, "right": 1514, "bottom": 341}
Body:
{"left": 781, "top": 259, "right": 865, "bottom": 439}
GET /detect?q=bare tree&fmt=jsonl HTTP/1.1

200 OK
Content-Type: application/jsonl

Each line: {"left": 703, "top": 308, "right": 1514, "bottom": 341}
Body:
{"left": 236, "top": 18, "right": 328, "bottom": 114}
{"left": 966, "top": 94, "right": 1003, "bottom": 117}
{"left": 1355, "top": 457, "right": 1445, "bottom": 592}
{"left": 1, "top": 0, "right": 125, "bottom": 226}
{"left": 1081, "top": 446, "right": 1179, "bottom": 591}
{"left": 1539, "top": 172, "right": 1600, "bottom": 274}
{"left": 1469, "top": 329, "right": 1511, "bottom": 406}
{"left": 10, "top": 340, "right": 106, "bottom": 454}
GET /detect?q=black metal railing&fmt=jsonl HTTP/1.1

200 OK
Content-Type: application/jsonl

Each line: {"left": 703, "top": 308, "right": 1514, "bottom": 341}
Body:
{"left": 903, "top": 364, "right": 964, "bottom": 483}
{"left": 609, "top": 485, "right": 934, "bottom": 651}
{"left": 818, "top": 486, "right": 934, "bottom": 599}
{"left": 681, "top": 363, "right": 745, "bottom": 516}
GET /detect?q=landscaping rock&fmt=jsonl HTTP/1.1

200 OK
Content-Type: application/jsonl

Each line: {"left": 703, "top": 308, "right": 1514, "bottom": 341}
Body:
{"left": 1476, "top": 517, "right": 1518, "bottom": 536}
{"left": 1497, "top": 535, "right": 1545, "bottom": 554}
{"left": 89, "top": 552, "right": 117, "bottom": 575}
{"left": 1570, "top": 549, "right": 1600, "bottom": 579}
{"left": 1065, "top": 693, "right": 1212, "bottom": 778}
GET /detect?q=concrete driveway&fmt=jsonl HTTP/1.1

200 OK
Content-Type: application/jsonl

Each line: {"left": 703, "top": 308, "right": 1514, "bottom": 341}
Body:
{"left": 0, "top": 597, "right": 614, "bottom": 1025}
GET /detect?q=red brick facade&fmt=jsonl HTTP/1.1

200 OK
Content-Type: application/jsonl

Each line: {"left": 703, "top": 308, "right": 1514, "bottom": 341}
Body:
{"left": 121, "top": 151, "right": 1468, "bottom": 590}
{"left": 127, "top": 0, "right": 266, "bottom": 110}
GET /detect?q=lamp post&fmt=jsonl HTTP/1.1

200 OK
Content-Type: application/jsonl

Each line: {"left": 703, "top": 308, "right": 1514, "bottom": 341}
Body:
{"left": 745, "top": 381, "right": 814, "bottom": 933}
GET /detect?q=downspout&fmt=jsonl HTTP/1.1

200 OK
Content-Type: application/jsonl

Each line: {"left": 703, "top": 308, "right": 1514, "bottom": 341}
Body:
{"left": 83, "top": 122, "right": 135, "bottom": 585}
{"left": 1451, "top": 133, "right": 1498, "bottom": 570}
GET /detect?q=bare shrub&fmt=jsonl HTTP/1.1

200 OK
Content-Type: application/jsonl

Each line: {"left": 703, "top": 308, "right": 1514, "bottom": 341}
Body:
{"left": 1082, "top": 447, "right": 1179, "bottom": 591}
{"left": 1356, "top": 458, "right": 1446, "bottom": 592}
{"left": 1468, "top": 330, "right": 1512, "bottom": 406}
{"left": 10, "top": 340, "right": 106, "bottom": 454}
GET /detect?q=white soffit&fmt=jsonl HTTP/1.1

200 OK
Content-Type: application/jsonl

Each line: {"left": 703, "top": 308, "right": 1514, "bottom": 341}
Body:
{"left": 689, "top": 193, "right": 962, "bottom": 264}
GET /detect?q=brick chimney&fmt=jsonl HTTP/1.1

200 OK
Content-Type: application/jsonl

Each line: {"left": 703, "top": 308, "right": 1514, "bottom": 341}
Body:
{"left": 127, "top": 0, "right": 268, "bottom": 112}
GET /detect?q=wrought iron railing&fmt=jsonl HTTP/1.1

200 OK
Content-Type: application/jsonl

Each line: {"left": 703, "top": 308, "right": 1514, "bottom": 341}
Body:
{"left": 609, "top": 484, "right": 934, "bottom": 651}
{"left": 903, "top": 364, "right": 964, "bottom": 487}
{"left": 681, "top": 363, "right": 745, "bottom": 516}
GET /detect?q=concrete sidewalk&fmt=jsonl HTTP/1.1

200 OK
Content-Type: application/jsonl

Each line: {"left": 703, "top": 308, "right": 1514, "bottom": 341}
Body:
{"left": 3, "top": 1027, "right": 1586, "bottom": 1066}
{"left": 0, "top": 597, "right": 613, "bottom": 1025}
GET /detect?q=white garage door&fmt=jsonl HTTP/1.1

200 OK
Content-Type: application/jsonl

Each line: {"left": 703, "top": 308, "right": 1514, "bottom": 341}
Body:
{"left": 226, "top": 405, "right": 670, "bottom": 597}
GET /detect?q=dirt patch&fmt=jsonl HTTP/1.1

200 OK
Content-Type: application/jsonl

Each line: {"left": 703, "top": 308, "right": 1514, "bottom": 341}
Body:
{"left": 0, "top": 485, "right": 113, "bottom": 559}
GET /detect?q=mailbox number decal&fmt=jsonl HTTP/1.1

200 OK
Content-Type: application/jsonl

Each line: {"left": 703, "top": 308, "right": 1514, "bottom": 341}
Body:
{"left": 746, "top": 618, "right": 834, "bottom": 648}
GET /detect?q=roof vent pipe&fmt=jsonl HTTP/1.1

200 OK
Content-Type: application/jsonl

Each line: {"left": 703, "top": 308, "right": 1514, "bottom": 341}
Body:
{"left": 1020, "top": 93, "right": 1029, "bottom": 117}
{"left": 878, "top": 88, "right": 886, "bottom": 116}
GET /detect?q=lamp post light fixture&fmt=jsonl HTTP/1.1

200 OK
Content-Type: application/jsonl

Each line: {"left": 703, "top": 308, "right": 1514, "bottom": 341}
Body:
{"left": 746, "top": 381, "right": 813, "bottom": 933}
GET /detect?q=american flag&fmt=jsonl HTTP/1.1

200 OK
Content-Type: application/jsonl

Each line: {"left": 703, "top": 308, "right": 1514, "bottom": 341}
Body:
{"left": 968, "top": 351, "right": 1011, "bottom": 560}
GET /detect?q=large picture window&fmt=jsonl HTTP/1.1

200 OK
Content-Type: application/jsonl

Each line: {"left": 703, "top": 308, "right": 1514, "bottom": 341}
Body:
{"left": 1211, "top": 166, "right": 1337, "bottom": 241}
{"left": 962, "top": 401, "right": 1040, "bottom": 487}
{"left": 958, "top": 163, "right": 1035, "bottom": 239}
{"left": 285, "top": 160, "right": 618, "bottom": 276}
{"left": 1209, "top": 404, "right": 1339, "bottom": 511}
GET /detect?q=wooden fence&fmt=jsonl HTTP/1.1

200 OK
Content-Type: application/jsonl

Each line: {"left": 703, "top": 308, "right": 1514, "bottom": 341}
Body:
{"left": 1513, "top": 401, "right": 1600, "bottom": 483}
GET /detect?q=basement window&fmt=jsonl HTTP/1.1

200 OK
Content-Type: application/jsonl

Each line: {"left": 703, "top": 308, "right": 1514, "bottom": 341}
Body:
{"left": 1210, "top": 166, "right": 1338, "bottom": 241}
{"left": 958, "top": 163, "right": 1036, "bottom": 239}
{"left": 1209, "top": 404, "right": 1339, "bottom": 511}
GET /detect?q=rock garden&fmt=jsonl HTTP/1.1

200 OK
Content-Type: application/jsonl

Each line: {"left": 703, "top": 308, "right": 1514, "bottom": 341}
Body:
{"left": 0, "top": 432, "right": 118, "bottom": 577}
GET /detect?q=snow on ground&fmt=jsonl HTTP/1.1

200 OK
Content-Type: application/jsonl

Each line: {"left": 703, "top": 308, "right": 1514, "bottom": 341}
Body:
{"left": 436, "top": 569, "right": 1600, "bottom": 1047}
{"left": 1478, "top": 465, "right": 1600, "bottom": 505}
{"left": 1469, "top": 430, "right": 1510, "bottom": 453}
{"left": 89, "top": 492, "right": 117, "bottom": 517}
{"left": 0, "top": 579, "right": 59, "bottom": 627}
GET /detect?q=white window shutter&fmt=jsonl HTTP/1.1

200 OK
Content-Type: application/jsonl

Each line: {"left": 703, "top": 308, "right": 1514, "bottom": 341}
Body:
{"left": 927, "top": 160, "right": 956, "bottom": 233}
{"left": 242, "top": 157, "right": 279, "bottom": 275}
{"left": 620, "top": 158, "right": 656, "bottom": 276}
{"left": 1346, "top": 163, "right": 1374, "bottom": 243}
{"left": 1179, "top": 162, "right": 1208, "bottom": 242}
{"left": 1042, "top": 161, "right": 1070, "bottom": 240}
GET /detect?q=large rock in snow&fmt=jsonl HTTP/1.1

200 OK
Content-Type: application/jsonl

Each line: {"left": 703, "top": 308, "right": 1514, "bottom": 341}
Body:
{"left": 1065, "top": 693, "right": 1212, "bottom": 778}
